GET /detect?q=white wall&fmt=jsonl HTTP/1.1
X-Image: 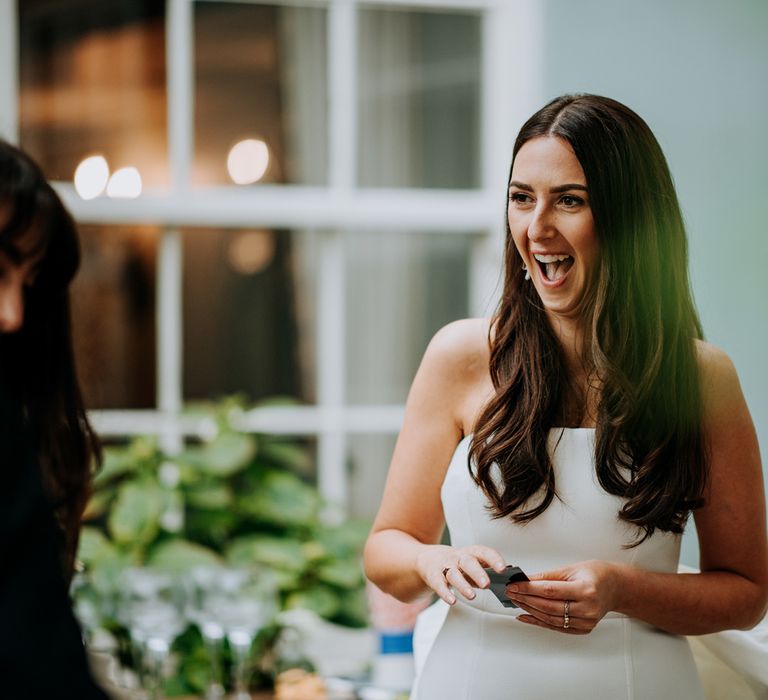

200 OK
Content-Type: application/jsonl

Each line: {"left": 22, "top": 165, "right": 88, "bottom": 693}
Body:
{"left": 528, "top": 0, "right": 768, "bottom": 565}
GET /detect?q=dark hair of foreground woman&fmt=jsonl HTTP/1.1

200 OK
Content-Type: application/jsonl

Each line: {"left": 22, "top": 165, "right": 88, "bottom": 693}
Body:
{"left": 0, "top": 139, "right": 106, "bottom": 698}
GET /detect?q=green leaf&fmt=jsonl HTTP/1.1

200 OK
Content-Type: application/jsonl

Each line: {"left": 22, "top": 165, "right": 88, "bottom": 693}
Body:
{"left": 267, "top": 567, "right": 302, "bottom": 592}
{"left": 89, "top": 549, "right": 138, "bottom": 594}
{"left": 316, "top": 559, "right": 364, "bottom": 589}
{"left": 333, "top": 586, "right": 370, "bottom": 628}
{"left": 184, "top": 509, "right": 238, "bottom": 548}
{"left": 185, "top": 432, "right": 256, "bottom": 477}
{"left": 240, "top": 470, "right": 320, "bottom": 527}
{"left": 317, "top": 519, "right": 371, "bottom": 558}
{"left": 129, "top": 436, "right": 159, "bottom": 462}
{"left": 226, "top": 535, "right": 307, "bottom": 573}
{"left": 146, "top": 539, "right": 223, "bottom": 572}
{"left": 301, "top": 541, "right": 327, "bottom": 563}
{"left": 285, "top": 585, "right": 341, "bottom": 619}
{"left": 177, "top": 461, "right": 204, "bottom": 486}
{"left": 185, "top": 483, "right": 233, "bottom": 510}
{"left": 77, "top": 526, "right": 117, "bottom": 566}
{"left": 82, "top": 487, "right": 116, "bottom": 521}
{"left": 108, "top": 479, "right": 163, "bottom": 546}
{"left": 258, "top": 440, "right": 313, "bottom": 474}
{"left": 162, "top": 675, "right": 191, "bottom": 697}
{"left": 93, "top": 447, "right": 138, "bottom": 487}
{"left": 252, "top": 395, "right": 302, "bottom": 409}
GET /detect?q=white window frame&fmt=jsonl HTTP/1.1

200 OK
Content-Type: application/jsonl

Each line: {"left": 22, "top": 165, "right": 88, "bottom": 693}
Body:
{"left": 0, "top": 0, "right": 544, "bottom": 512}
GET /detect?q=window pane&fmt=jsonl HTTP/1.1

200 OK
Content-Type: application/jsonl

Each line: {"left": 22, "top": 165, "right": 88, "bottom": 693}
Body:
{"left": 347, "top": 434, "right": 397, "bottom": 520}
{"left": 193, "top": 2, "right": 328, "bottom": 186}
{"left": 182, "top": 228, "right": 314, "bottom": 404}
{"left": 72, "top": 225, "right": 158, "bottom": 409}
{"left": 19, "top": 1, "right": 167, "bottom": 186}
{"left": 345, "top": 232, "right": 472, "bottom": 404}
{"left": 357, "top": 8, "right": 482, "bottom": 189}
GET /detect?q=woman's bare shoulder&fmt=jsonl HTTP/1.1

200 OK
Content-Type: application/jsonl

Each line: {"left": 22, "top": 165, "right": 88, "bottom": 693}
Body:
{"left": 693, "top": 339, "right": 745, "bottom": 424}
{"left": 694, "top": 338, "right": 732, "bottom": 368}
{"left": 425, "top": 317, "right": 492, "bottom": 368}
{"left": 419, "top": 319, "right": 494, "bottom": 433}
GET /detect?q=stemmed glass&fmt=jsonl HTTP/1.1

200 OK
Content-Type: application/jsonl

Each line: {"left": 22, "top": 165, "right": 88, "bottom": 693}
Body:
{"left": 71, "top": 570, "right": 123, "bottom": 689}
{"left": 117, "top": 568, "right": 186, "bottom": 700}
{"left": 198, "top": 567, "right": 278, "bottom": 700}
{"left": 185, "top": 566, "right": 228, "bottom": 700}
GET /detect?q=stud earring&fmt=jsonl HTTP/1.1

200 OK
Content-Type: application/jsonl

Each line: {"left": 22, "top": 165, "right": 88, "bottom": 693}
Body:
{"left": 522, "top": 263, "right": 531, "bottom": 281}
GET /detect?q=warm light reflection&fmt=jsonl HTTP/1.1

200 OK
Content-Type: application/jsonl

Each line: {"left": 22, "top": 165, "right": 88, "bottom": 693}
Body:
{"left": 227, "top": 139, "right": 269, "bottom": 185}
{"left": 74, "top": 155, "right": 109, "bottom": 200}
{"left": 227, "top": 230, "right": 275, "bottom": 275}
{"left": 107, "top": 167, "right": 143, "bottom": 199}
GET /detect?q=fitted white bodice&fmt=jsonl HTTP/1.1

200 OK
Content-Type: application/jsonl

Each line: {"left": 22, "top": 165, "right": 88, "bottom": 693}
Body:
{"left": 442, "top": 429, "right": 681, "bottom": 596}
{"left": 413, "top": 428, "right": 703, "bottom": 699}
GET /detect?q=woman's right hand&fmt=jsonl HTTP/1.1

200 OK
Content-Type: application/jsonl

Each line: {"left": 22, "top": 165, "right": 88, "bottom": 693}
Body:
{"left": 415, "top": 544, "right": 507, "bottom": 605}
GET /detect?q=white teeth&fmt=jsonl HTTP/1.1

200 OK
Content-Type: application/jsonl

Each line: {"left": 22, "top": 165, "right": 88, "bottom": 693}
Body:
{"left": 533, "top": 253, "right": 572, "bottom": 263}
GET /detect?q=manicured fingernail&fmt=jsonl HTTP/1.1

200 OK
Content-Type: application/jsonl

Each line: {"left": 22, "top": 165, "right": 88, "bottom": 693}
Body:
{"left": 448, "top": 596, "right": 456, "bottom": 605}
{"left": 507, "top": 585, "right": 519, "bottom": 593}
{"left": 467, "top": 591, "right": 476, "bottom": 600}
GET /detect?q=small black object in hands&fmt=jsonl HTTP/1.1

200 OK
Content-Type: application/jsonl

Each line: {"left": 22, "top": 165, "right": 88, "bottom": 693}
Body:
{"left": 483, "top": 565, "right": 529, "bottom": 608}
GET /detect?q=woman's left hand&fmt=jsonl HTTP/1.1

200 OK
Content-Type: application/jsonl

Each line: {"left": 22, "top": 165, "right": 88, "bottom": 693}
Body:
{"left": 505, "top": 560, "right": 622, "bottom": 634}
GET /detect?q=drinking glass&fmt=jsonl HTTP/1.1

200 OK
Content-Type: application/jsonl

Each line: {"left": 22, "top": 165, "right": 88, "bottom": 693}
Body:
{"left": 205, "top": 568, "right": 278, "bottom": 700}
{"left": 117, "top": 568, "right": 186, "bottom": 700}
{"left": 184, "top": 566, "right": 228, "bottom": 700}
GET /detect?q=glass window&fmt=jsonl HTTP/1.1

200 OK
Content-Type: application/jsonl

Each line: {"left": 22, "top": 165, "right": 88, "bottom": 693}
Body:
{"left": 19, "top": 0, "right": 168, "bottom": 187}
{"left": 347, "top": 434, "right": 397, "bottom": 519}
{"left": 357, "top": 8, "right": 482, "bottom": 189}
{"left": 182, "top": 228, "right": 315, "bottom": 404}
{"left": 345, "top": 231, "right": 473, "bottom": 404}
{"left": 72, "top": 225, "right": 158, "bottom": 409}
{"left": 193, "top": 2, "right": 328, "bottom": 186}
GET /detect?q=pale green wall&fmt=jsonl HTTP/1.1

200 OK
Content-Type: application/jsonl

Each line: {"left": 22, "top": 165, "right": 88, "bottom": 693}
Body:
{"left": 539, "top": 0, "right": 768, "bottom": 565}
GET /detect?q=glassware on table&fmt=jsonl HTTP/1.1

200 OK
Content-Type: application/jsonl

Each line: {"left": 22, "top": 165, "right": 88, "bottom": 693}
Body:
{"left": 184, "top": 566, "right": 229, "bottom": 700}
{"left": 187, "top": 566, "right": 278, "bottom": 700}
{"left": 117, "top": 568, "right": 186, "bottom": 700}
{"left": 71, "top": 570, "right": 125, "bottom": 690}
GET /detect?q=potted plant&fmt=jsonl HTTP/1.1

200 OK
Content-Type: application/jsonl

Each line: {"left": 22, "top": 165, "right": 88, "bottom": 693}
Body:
{"left": 76, "top": 397, "right": 370, "bottom": 696}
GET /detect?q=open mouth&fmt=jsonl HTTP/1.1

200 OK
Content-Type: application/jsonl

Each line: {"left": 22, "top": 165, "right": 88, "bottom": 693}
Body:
{"left": 533, "top": 253, "right": 574, "bottom": 282}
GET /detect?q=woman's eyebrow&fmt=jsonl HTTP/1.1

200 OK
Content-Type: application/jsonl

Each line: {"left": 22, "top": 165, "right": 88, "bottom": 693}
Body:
{"left": 550, "top": 184, "right": 588, "bottom": 193}
{"left": 508, "top": 180, "right": 588, "bottom": 194}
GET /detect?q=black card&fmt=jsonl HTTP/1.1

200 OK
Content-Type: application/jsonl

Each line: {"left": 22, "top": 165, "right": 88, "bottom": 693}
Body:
{"left": 483, "top": 565, "right": 529, "bottom": 608}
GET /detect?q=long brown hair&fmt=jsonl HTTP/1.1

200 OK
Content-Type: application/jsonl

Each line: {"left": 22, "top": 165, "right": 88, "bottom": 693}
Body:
{"left": 469, "top": 95, "right": 707, "bottom": 543}
{"left": 0, "top": 140, "right": 101, "bottom": 578}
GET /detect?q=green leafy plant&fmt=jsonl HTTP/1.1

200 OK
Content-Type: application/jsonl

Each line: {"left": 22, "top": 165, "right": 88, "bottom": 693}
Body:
{"left": 77, "top": 397, "right": 370, "bottom": 694}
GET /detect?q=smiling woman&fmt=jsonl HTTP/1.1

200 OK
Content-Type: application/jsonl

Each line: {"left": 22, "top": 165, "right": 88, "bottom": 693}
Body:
{"left": 363, "top": 94, "right": 767, "bottom": 700}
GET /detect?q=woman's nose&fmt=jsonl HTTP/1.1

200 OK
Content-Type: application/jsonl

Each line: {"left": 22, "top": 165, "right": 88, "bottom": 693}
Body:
{"left": 527, "top": 204, "right": 557, "bottom": 242}
{"left": 0, "top": 280, "right": 24, "bottom": 333}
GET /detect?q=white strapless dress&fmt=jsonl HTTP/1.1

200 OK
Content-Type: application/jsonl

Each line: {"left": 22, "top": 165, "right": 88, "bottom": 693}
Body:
{"left": 412, "top": 428, "right": 704, "bottom": 700}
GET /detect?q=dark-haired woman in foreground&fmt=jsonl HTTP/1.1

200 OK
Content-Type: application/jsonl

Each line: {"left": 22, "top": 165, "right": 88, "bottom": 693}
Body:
{"left": 0, "top": 140, "right": 108, "bottom": 697}
{"left": 364, "top": 95, "right": 767, "bottom": 698}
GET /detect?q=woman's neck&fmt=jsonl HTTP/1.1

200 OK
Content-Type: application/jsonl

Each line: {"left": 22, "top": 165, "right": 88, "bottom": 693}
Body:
{"left": 546, "top": 312, "right": 585, "bottom": 372}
